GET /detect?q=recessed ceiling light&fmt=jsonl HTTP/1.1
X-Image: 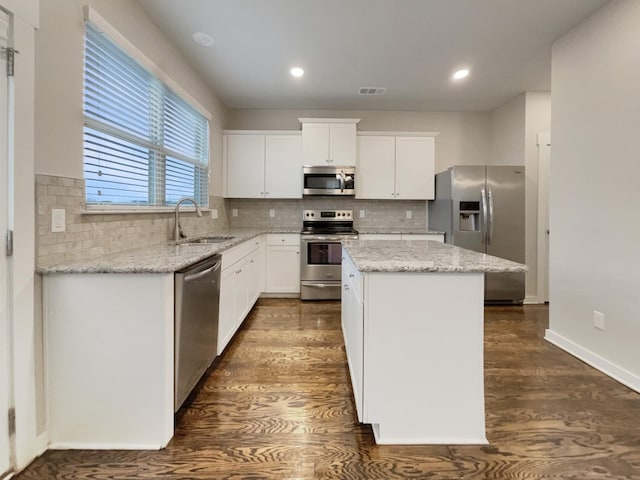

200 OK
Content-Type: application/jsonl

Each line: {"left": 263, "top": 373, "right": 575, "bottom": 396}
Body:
{"left": 453, "top": 69, "right": 470, "bottom": 80}
{"left": 192, "top": 32, "right": 214, "bottom": 47}
{"left": 290, "top": 67, "right": 304, "bottom": 78}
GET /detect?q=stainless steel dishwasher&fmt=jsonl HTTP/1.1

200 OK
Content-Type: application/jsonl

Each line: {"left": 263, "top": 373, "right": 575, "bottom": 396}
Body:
{"left": 174, "top": 254, "right": 221, "bottom": 411}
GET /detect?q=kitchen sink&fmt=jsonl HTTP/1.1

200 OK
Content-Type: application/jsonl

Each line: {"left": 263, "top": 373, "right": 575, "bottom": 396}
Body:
{"left": 180, "top": 236, "right": 236, "bottom": 245}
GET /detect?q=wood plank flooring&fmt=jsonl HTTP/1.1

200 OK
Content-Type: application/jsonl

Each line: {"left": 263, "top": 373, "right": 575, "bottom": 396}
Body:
{"left": 16, "top": 300, "right": 640, "bottom": 479}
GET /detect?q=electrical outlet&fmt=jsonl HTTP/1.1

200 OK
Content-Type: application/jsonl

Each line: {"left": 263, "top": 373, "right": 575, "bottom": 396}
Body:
{"left": 51, "top": 209, "right": 66, "bottom": 233}
{"left": 269, "top": 209, "right": 275, "bottom": 218}
{"left": 232, "top": 209, "right": 238, "bottom": 217}
{"left": 406, "top": 210, "right": 412, "bottom": 219}
{"left": 593, "top": 310, "right": 605, "bottom": 330}
{"left": 210, "top": 209, "right": 218, "bottom": 219}
{"left": 359, "top": 210, "right": 365, "bottom": 218}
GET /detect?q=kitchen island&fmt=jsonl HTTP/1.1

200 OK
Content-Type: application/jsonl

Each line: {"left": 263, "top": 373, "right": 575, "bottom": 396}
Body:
{"left": 340, "top": 239, "right": 526, "bottom": 445}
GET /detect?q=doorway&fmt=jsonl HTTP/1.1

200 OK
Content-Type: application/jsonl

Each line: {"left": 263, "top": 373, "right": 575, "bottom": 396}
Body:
{"left": 0, "top": 7, "right": 14, "bottom": 478}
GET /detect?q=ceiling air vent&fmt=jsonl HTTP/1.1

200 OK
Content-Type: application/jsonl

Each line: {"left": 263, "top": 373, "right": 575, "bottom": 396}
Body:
{"left": 359, "top": 87, "right": 387, "bottom": 95}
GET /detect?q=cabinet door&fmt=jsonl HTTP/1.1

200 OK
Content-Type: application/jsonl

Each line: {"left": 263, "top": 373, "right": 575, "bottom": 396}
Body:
{"left": 301, "top": 123, "right": 329, "bottom": 166}
{"left": 265, "top": 246, "right": 301, "bottom": 293}
{"left": 329, "top": 123, "right": 357, "bottom": 166}
{"left": 218, "top": 266, "right": 237, "bottom": 354}
{"left": 265, "top": 135, "right": 302, "bottom": 198}
{"left": 234, "top": 259, "right": 250, "bottom": 326}
{"left": 356, "top": 136, "right": 396, "bottom": 199}
{"left": 225, "top": 135, "right": 265, "bottom": 198}
{"left": 341, "top": 261, "right": 364, "bottom": 421}
{"left": 395, "top": 136, "right": 435, "bottom": 200}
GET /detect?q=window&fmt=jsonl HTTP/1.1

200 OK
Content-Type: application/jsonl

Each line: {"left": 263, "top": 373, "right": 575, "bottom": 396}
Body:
{"left": 83, "top": 22, "right": 209, "bottom": 207}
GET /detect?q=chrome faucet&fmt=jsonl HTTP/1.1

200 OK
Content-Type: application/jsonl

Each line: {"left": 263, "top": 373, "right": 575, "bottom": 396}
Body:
{"left": 174, "top": 197, "right": 203, "bottom": 241}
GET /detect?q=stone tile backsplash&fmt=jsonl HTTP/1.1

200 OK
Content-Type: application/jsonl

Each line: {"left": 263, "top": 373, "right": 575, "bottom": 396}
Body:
{"left": 36, "top": 174, "right": 229, "bottom": 267}
{"left": 36, "top": 174, "right": 428, "bottom": 266}
{"left": 227, "top": 197, "right": 427, "bottom": 230}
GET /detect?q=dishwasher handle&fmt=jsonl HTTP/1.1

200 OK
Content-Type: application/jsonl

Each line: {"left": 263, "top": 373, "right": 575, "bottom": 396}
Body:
{"left": 184, "top": 261, "right": 221, "bottom": 282}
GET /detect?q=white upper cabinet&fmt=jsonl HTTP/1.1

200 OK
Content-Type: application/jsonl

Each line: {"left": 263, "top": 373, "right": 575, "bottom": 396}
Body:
{"left": 224, "top": 132, "right": 302, "bottom": 198}
{"left": 225, "top": 134, "right": 265, "bottom": 198}
{"left": 300, "top": 118, "right": 360, "bottom": 166}
{"left": 357, "top": 133, "right": 437, "bottom": 200}
{"left": 265, "top": 135, "right": 302, "bottom": 198}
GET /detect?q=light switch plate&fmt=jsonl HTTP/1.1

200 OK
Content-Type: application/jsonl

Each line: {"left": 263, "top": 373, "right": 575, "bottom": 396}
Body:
{"left": 51, "top": 209, "right": 66, "bottom": 233}
{"left": 232, "top": 209, "right": 238, "bottom": 217}
{"left": 210, "top": 209, "right": 218, "bottom": 219}
{"left": 406, "top": 210, "right": 412, "bottom": 219}
{"left": 359, "top": 210, "right": 365, "bottom": 218}
{"left": 269, "top": 209, "right": 275, "bottom": 218}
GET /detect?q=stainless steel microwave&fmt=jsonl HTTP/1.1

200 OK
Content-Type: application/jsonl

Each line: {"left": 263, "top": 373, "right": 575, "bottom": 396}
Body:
{"left": 302, "top": 166, "right": 355, "bottom": 195}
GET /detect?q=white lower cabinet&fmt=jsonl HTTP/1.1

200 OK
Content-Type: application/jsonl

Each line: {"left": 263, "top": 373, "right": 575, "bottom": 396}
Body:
{"left": 265, "top": 234, "right": 301, "bottom": 293}
{"left": 218, "top": 240, "right": 263, "bottom": 354}
{"left": 341, "top": 255, "right": 364, "bottom": 420}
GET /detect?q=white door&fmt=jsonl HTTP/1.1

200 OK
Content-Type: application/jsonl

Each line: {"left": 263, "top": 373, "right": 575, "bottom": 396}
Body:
{"left": 328, "top": 123, "right": 356, "bottom": 166}
{"left": 356, "top": 136, "right": 395, "bottom": 199}
{"left": 265, "top": 135, "right": 302, "bottom": 198}
{"left": 225, "top": 134, "right": 265, "bottom": 198}
{"left": 0, "top": 9, "right": 14, "bottom": 477}
{"left": 395, "top": 136, "right": 435, "bottom": 200}
{"left": 537, "top": 133, "right": 551, "bottom": 303}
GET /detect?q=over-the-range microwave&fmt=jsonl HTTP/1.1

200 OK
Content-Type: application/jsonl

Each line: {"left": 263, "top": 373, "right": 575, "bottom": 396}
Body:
{"left": 302, "top": 166, "right": 355, "bottom": 195}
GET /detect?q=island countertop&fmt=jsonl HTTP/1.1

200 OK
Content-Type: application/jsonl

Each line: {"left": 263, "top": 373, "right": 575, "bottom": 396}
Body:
{"left": 341, "top": 239, "right": 527, "bottom": 273}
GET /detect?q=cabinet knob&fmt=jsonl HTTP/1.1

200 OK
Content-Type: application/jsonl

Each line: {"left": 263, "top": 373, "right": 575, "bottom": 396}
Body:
{"left": 349, "top": 273, "right": 354, "bottom": 278}
{"left": 344, "top": 284, "right": 349, "bottom": 290}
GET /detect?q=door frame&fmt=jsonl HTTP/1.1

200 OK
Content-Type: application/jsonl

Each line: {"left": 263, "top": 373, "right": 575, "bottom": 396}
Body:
{"left": 0, "top": 6, "right": 15, "bottom": 478}
{"left": 536, "top": 133, "right": 551, "bottom": 303}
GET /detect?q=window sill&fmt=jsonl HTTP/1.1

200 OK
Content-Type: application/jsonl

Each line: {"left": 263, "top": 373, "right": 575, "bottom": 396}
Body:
{"left": 81, "top": 207, "right": 211, "bottom": 216}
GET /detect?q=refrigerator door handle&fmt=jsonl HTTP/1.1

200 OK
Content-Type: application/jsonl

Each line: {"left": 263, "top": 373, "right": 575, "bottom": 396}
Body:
{"left": 481, "top": 188, "right": 488, "bottom": 245}
{"left": 487, "top": 188, "right": 495, "bottom": 245}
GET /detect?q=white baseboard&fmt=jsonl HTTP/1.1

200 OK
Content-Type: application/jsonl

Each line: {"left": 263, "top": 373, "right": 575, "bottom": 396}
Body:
{"left": 524, "top": 295, "right": 546, "bottom": 305}
{"left": 545, "top": 329, "right": 640, "bottom": 393}
{"left": 48, "top": 442, "right": 164, "bottom": 450}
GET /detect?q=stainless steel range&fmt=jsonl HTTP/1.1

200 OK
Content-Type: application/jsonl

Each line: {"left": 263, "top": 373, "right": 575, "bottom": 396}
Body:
{"left": 300, "top": 209, "right": 358, "bottom": 300}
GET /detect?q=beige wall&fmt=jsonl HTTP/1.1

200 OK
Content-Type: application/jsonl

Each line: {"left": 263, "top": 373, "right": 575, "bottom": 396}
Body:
{"left": 227, "top": 109, "right": 492, "bottom": 172}
{"left": 548, "top": 0, "right": 640, "bottom": 390}
{"left": 34, "top": 0, "right": 228, "bottom": 195}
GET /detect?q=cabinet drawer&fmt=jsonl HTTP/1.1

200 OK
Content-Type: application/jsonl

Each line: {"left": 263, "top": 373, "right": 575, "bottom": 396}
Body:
{"left": 266, "top": 234, "right": 300, "bottom": 246}
{"left": 222, "top": 237, "right": 260, "bottom": 269}
{"left": 342, "top": 253, "right": 362, "bottom": 301}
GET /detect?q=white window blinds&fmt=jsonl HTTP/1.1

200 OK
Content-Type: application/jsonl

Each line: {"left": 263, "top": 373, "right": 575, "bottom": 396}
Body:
{"left": 83, "top": 22, "right": 209, "bottom": 207}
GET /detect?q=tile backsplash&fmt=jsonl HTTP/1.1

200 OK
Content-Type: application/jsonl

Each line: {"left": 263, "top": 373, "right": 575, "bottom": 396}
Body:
{"left": 227, "top": 197, "right": 427, "bottom": 230}
{"left": 36, "top": 174, "right": 428, "bottom": 266}
{"left": 36, "top": 174, "right": 229, "bottom": 266}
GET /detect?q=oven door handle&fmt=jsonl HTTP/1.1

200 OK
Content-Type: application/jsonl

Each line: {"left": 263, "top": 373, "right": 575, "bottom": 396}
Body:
{"left": 301, "top": 236, "right": 357, "bottom": 241}
{"left": 301, "top": 281, "right": 340, "bottom": 288}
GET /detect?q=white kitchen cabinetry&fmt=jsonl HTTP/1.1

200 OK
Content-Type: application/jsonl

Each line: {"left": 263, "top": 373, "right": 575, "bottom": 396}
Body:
{"left": 218, "top": 239, "right": 263, "bottom": 354}
{"left": 357, "top": 133, "right": 437, "bottom": 200}
{"left": 224, "top": 132, "right": 302, "bottom": 198}
{"left": 340, "top": 249, "right": 487, "bottom": 445}
{"left": 265, "top": 234, "right": 300, "bottom": 294}
{"left": 341, "top": 255, "right": 364, "bottom": 420}
{"left": 299, "top": 118, "right": 360, "bottom": 166}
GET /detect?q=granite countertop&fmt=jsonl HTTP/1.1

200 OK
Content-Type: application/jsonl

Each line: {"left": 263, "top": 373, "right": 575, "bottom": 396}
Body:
{"left": 36, "top": 228, "right": 299, "bottom": 274}
{"left": 342, "top": 239, "right": 527, "bottom": 273}
{"left": 358, "top": 228, "right": 445, "bottom": 235}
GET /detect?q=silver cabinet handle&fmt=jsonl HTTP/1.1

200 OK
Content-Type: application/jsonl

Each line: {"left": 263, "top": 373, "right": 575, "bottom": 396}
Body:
{"left": 349, "top": 273, "right": 354, "bottom": 278}
{"left": 344, "top": 284, "right": 350, "bottom": 290}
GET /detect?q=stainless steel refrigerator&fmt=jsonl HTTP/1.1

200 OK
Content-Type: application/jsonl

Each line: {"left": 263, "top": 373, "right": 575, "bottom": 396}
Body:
{"left": 428, "top": 165, "right": 525, "bottom": 303}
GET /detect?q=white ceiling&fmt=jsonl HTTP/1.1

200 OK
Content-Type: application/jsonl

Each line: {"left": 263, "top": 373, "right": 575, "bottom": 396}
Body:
{"left": 136, "top": 0, "right": 607, "bottom": 112}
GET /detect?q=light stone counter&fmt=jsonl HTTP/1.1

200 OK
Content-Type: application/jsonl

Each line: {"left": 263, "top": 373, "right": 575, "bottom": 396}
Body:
{"left": 36, "top": 228, "right": 299, "bottom": 274}
{"left": 342, "top": 239, "right": 526, "bottom": 273}
{"left": 357, "top": 228, "right": 445, "bottom": 235}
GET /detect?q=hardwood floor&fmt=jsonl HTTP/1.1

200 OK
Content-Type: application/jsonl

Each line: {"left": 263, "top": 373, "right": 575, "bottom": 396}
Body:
{"left": 17, "top": 300, "right": 640, "bottom": 479}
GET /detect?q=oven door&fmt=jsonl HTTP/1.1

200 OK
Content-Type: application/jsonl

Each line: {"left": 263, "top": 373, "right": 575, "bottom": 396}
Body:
{"left": 300, "top": 237, "right": 345, "bottom": 300}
